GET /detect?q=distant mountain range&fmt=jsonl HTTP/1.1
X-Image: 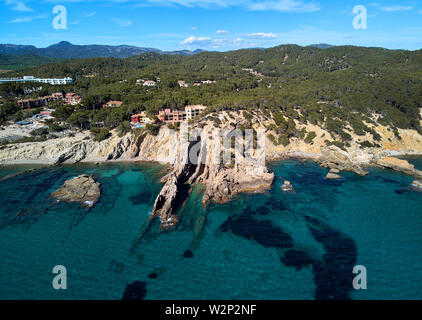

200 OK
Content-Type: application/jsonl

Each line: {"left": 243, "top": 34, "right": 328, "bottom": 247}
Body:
{"left": 0, "top": 41, "right": 205, "bottom": 59}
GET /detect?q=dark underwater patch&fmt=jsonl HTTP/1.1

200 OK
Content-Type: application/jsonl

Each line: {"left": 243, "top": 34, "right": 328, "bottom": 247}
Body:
{"left": 395, "top": 189, "right": 410, "bottom": 195}
{"left": 306, "top": 217, "right": 357, "bottom": 300}
{"left": 242, "top": 206, "right": 256, "bottom": 216}
{"left": 265, "top": 199, "right": 287, "bottom": 211}
{"left": 281, "top": 250, "right": 314, "bottom": 270}
{"left": 257, "top": 206, "right": 271, "bottom": 215}
{"left": 382, "top": 178, "right": 400, "bottom": 184}
{"left": 130, "top": 190, "right": 152, "bottom": 205}
{"left": 322, "top": 179, "right": 343, "bottom": 187}
{"left": 183, "top": 249, "right": 194, "bottom": 258}
{"left": 220, "top": 214, "right": 293, "bottom": 249}
{"left": 148, "top": 273, "right": 158, "bottom": 279}
{"left": 121, "top": 281, "right": 147, "bottom": 300}
{"left": 0, "top": 167, "right": 73, "bottom": 230}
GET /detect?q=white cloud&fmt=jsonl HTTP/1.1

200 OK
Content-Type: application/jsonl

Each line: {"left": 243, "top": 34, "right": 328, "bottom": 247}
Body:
{"left": 245, "top": 32, "right": 277, "bottom": 39}
{"left": 4, "top": 0, "right": 33, "bottom": 12}
{"left": 10, "top": 13, "right": 48, "bottom": 23}
{"left": 379, "top": 5, "right": 413, "bottom": 12}
{"left": 140, "top": 0, "right": 320, "bottom": 12}
{"left": 191, "top": 27, "right": 197, "bottom": 30}
{"left": 248, "top": 0, "right": 320, "bottom": 12}
{"left": 370, "top": 3, "right": 414, "bottom": 12}
{"left": 112, "top": 18, "right": 133, "bottom": 27}
{"left": 41, "top": 0, "right": 321, "bottom": 13}
{"left": 216, "top": 30, "right": 229, "bottom": 34}
{"left": 180, "top": 35, "right": 211, "bottom": 45}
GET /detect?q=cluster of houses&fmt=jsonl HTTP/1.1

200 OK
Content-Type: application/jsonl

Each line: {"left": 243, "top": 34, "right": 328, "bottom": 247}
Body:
{"left": 178, "top": 80, "right": 216, "bottom": 88}
{"left": 17, "top": 92, "right": 82, "bottom": 109}
{"left": 130, "top": 105, "right": 208, "bottom": 128}
{"left": 64, "top": 93, "right": 82, "bottom": 105}
{"left": 15, "top": 108, "right": 56, "bottom": 130}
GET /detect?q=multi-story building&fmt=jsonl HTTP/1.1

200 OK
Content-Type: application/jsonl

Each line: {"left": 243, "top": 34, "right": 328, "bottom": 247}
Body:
{"left": 157, "top": 105, "right": 208, "bottom": 123}
{"left": 185, "top": 105, "right": 207, "bottom": 120}
{"left": 17, "top": 93, "right": 63, "bottom": 109}
{"left": 158, "top": 109, "right": 187, "bottom": 124}
{"left": 0, "top": 76, "right": 73, "bottom": 85}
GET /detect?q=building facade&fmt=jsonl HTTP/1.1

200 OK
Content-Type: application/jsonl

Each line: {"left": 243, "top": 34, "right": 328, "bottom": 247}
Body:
{"left": 17, "top": 93, "right": 63, "bottom": 109}
{"left": 158, "top": 109, "right": 187, "bottom": 123}
{"left": 65, "top": 93, "right": 81, "bottom": 105}
{"left": 185, "top": 105, "right": 208, "bottom": 120}
{"left": 0, "top": 76, "right": 73, "bottom": 85}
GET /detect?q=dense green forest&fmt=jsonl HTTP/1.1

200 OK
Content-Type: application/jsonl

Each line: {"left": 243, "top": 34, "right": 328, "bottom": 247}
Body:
{"left": 1, "top": 44, "right": 422, "bottom": 144}
{"left": 0, "top": 55, "right": 60, "bottom": 70}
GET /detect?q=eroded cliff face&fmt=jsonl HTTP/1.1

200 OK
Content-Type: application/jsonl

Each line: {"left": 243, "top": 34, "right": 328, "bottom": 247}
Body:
{"left": 149, "top": 125, "right": 274, "bottom": 228}
{"left": 0, "top": 131, "right": 134, "bottom": 165}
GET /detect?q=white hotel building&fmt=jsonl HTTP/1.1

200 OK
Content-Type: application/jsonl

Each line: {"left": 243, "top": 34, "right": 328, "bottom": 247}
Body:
{"left": 0, "top": 76, "right": 73, "bottom": 85}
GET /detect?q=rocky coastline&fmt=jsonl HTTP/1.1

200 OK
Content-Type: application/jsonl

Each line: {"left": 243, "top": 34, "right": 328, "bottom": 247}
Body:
{"left": 1, "top": 117, "right": 422, "bottom": 228}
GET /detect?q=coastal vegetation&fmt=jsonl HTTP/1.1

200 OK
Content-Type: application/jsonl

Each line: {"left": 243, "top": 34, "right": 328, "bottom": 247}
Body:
{"left": 1, "top": 44, "right": 422, "bottom": 148}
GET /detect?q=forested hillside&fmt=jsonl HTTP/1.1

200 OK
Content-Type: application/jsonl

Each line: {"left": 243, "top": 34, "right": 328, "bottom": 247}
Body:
{"left": 0, "top": 54, "right": 59, "bottom": 70}
{"left": 1, "top": 44, "right": 422, "bottom": 146}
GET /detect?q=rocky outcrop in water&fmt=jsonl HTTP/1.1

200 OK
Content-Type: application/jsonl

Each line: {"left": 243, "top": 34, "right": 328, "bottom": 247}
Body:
{"left": 377, "top": 157, "right": 422, "bottom": 179}
{"left": 51, "top": 174, "right": 101, "bottom": 208}
{"left": 318, "top": 145, "right": 368, "bottom": 176}
{"left": 150, "top": 125, "right": 274, "bottom": 229}
{"left": 2, "top": 112, "right": 422, "bottom": 229}
{"left": 411, "top": 180, "right": 422, "bottom": 190}
{"left": 202, "top": 167, "right": 274, "bottom": 204}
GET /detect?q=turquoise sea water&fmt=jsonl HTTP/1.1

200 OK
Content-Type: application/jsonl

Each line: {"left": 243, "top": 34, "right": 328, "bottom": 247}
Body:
{"left": 0, "top": 160, "right": 421, "bottom": 300}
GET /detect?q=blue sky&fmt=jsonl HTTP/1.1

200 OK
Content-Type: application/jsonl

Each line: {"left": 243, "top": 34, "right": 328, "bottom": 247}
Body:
{"left": 1, "top": 0, "right": 422, "bottom": 51}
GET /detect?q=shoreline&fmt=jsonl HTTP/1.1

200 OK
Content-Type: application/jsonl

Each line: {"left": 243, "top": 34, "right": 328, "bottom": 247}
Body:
{"left": 2, "top": 149, "right": 422, "bottom": 172}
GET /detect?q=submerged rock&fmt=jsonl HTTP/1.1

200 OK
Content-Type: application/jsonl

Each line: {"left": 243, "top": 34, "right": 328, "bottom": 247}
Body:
{"left": 220, "top": 214, "right": 293, "bottom": 249}
{"left": 51, "top": 174, "right": 101, "bottom": 208}
{"left": 183, "top": 249, "right": 194, "bottom": 258}
{"left": 148, "top": 273, "right": 158, "bottom": 279}
{"left": 281, "top": 249, "right": 314, "bottom": 270}
{"left": 121, "top": 281, "right": 147, "bottom": 300}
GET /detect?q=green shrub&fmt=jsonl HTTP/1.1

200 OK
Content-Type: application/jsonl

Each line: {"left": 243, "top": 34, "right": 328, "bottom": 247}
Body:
{"left": 117, "top": 121, "right": 131, "bottom": 137}
{"left": 305, "top": 131, "right": 317, "bottom": 144}
{"left": 90, "top": 127, "right": 110, "bottom": 141}
{"left": 146, "top": 124, "right": 160, "bottom": 136}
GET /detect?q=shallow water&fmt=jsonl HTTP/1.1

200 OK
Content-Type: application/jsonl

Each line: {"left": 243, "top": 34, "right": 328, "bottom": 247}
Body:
{"left": 0, "top": 160, "right": 421, "bottom": 300}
